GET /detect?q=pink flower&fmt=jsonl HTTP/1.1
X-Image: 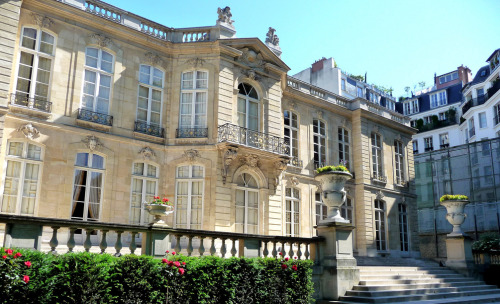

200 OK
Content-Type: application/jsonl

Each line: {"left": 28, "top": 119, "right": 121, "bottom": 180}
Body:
{"left": 4, "top": 249, "right": 13, "bottom": 255}
{"left": 25, "top": 261, "right": 32, "bottom": 268}
{"left": 14, "top": 252, "right": 22, "bottom": 258}
{"left": 23, "top": 276, "right": 29, "bottom": 283}
{"left": 292, "top": 265, "right": 298, "bottom": 271}
{"left": 173, "top": 261, "right": 181, "bottom": 268}
{"left": 165, "top": 250, "right": 169, "bottom": 254}
{"left": 281, "top": 264, "right": 288, "bottom": 269}
{"left": 172, "top": 251, "right": 176, "bottom": 256}
{"left": 178, "top": 268, "right": 185, "bottom": 275}
{"left": 285, "top": 257, "right": 289, "bottom": 261}
{"left": 167, "top": 261, "right": 174, "bottom": 267}
{"left": 161, "top": 259, "right": 168, "bottom": 264}
{"left": 2, "top": 255, "right": 6, "bottom": 259}
{"left": 182, "top": 262, "right": 186, "bottom": 266}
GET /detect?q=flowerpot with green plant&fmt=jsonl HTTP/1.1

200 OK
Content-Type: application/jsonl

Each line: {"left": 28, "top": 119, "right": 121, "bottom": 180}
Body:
{"left": 145, "top": 196, "right": 174, "bottom": 226}
{"left": 314, "top": 164, "right": 352, "bottom": 223}
{"left": 439, "top": 194, "right": 469, "bottom": 236}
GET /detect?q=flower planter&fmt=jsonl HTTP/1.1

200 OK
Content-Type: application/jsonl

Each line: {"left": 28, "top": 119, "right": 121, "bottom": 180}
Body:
{"left": 314, "top": 170, "right": 352, "bottom": 223}
{"left": 145, "top": 204, "right": 174, "bottom": 226}
{"left": 440, "top": 199, "right": 469, "bottom": 236}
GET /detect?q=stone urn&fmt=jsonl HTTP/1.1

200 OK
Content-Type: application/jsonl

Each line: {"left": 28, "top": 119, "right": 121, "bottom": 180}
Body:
{"left": 314, "top": 170, "right": 353, "bottom": 223}
{"left": 145, "top": 204, "right": 174, "bottom": 226}
{"left": 440, "top": 199, "right": 470, "bottom": 236}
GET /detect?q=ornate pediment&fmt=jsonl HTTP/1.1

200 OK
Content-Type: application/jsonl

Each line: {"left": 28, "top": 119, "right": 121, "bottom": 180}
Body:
{"left": 238, "top": 48, "right": 265, "bottom": 70}
{"left": 139, "top": 146, "right": 156, "bottom": 160}
{"left": 184, "top": 149, "right": 201, "bottom": 162}
{"left": 31, "top": 13, "right": 54, "bottom": 28}
{"left": 17, "top": 123, "right": 40, "bottom": 140}
{"left": 89, "top": 33, "right": 113, "bottom": 48}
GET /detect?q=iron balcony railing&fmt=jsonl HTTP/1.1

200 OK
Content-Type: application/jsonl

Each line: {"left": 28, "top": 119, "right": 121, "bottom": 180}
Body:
{"left": 440, "top": 143, "right": 450, "bottom": 149}
{"left": 314, "top": 162, "right": 326, "bottom": 170}
{"left": 176, "top": 127, "right": 208, "bottom": 138}
{"left": 395, "top": 176, "right": 407, "bottom": 187}
{"left": 218, "top": 123, "right": 289, "bottom": 155}
{"left": 135, "top": 121, "right": 164, "bottom": 138}
{"left": 77, "top": 108, "right": 113, "bottom": 126}
{"left": 289, "top": 157, "right": 303, "bottom": 168}
{"left": 10, "top": 93, "right": 52, "bottom": 112}
{"left": 462, "top": 81, "right": 500, "bottom": 115}
{"left": 372, "top": 174, "right": 387, "bottom": 183}
{"left": 425, "top": 146, "right": 434, "bottom": 152}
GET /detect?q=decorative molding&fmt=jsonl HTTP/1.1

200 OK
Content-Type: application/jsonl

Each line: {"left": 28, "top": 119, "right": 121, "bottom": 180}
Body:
{"left": 31, "top": 13, "right": 54, "bottom": 28}
{"left": 82, "top": 135, "right": 102, "bottom": 152}
{"left": 89, "top": 33, "right": 113, "bottom": 48}
{"left": 220, "top": 146, "right": 238, "bottom": 184}
{"left": 17, "top": 123, "right": 40, "bottom": 140}
{"left": 395, "top": 134, "right": 401, "bottom": 141}
{"left": 316, "top": 110, "right": 323, "bottom": 119}
{"left": 376, "top": 190, "right": 385, "bottom": 200}
{"left": 185, "top": 57, "right": 206, "bottom": 68}
{"left": 238, "top": 48, "right": 265, "bottom": 69}
{"left": 139, "top": 146, "right": 156, "bottom": 160}
{"left": 273, "top": 158, "right": 289, "bottom": 187}
{"left": 373, "top": 125, "right": 379, "bottom": 134}
{"left": 289, "top": 176, "right": 299, "bottom": 187}
{"left": 289, "top": 101, "right": 296, "bottom": 110}
{"left": 144, "top": 52, "right": 162, "bottom": 66}
{"left": 183, "top": 149, "right": 200, "bottom": 162}
{"left": 265, "top": 27, "right": 279, "bottom": 46}
{"left": 243, "top": 154, "right": 259, "bottom": 167}
{"left": 246, "top": 69, "right": 260, "bottom": 81}
{"left": 217, "top": 6, "right": 234, "bottom": 25}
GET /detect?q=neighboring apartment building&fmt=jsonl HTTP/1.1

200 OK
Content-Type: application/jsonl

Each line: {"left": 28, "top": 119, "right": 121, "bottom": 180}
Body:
{"left": 399, "top": 66, "right": 472, "bottom": 155}
{"left": 0, "top": 0, "right": 418, "bottom": 257}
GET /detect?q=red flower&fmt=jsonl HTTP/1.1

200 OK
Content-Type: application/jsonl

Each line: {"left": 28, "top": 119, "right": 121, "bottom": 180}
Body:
{"left": 162, "top": 198, "right": 169, "bottom": 202}
{"left": 278, "top": 252, "right": 282, "bottom": 256}
{"left": 23, "top": 276, "right": 29, "bottom": 283}
{"left": 14, "top": 252, "right": 22, "bottom": 258}
{"left": 173, "top": 261, "right": 181, "bottom": 268}
{"left": 294, "top": 257, "right": 298, "bottom": 260}
{"left": 182, "top": 262, "right": 186, "bottom": 266}
{"left": 292, "top": 265, "right": 298, "bottom": 271}
{"left": 281, "top": 264, "right": 288, "bottom": 269}
{"left": 25, "top": 261, "right": 32, "bottom": 268}
{"left": 172, "top": 251, "right": 176, "bottom": 256}
{"left": 165, "top": 250, "right": 169, "bottom": 254}
{"left": 167, "top": 261, "right": 174, "bottom": 267}
{"left": 2, "top": 255, "right": 6, "bottom": 259}
{"left": 4, "top": 249, "right": 13, "bottom": 255}
{"left": 178, "top": 268, "right": 185, "bottom": 275}
{"left": 285, "top": 257, "right": 289, "bottom": 261}
{"left": 161, "top": 259, "right": 168, "bottom": 264}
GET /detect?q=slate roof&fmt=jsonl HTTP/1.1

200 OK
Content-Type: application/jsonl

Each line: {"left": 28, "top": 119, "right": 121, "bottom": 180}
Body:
{"left": 469, "top": 65, "right": 490, "bottom": 86}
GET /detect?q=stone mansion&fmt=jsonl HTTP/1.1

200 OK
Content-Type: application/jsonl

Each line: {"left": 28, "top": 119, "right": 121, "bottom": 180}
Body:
{"left": 0, "top": 0, "right": 417, "bottom": 257}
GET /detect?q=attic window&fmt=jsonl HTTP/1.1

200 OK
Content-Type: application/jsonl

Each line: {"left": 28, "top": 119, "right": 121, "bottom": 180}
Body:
{"left": 481, "top": 70, "right": 486, "bottom": 77}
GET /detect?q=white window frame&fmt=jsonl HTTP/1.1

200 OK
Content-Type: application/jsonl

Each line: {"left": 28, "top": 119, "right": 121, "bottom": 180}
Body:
{"left": 313, "top": 119, "right": 326, "bottom": 168}
{"left": 237, "top": 83, "right": 260, "bottom": 131}
{"left": 285, "top": 187, "right": 300, "bottom": 237}
{"left": 424, "top": 136, "right": 433, "bottom": 151}
{"left": 494, "top": 103, "right": 500, "bottom": 126}
{"left": 357, "top": 87, "right": 363, "bottom": 98}
{"left": 479, "top": 112, "right": 487, "bottom": 129}
{"left": 338, "top": 127, "right": 350, "bottom": 170}
{"left": 340, "top": 196, "right": 354, "bottom": 224}
{"left": 341, "top": 79, "right": 346, "bottom": 91}
{"left": 413, "top": 140, "right": 418, "bottom": 153}
{"left": 0, "top": 141, "right": 43, "bottom": 215}
{"left": 439, "top": 133, "right": 449, "bottom": 146}
{"left": 315, "top": 192, "right": 327, "bottom": 227}
{"left": 130, "top": 162, "right": 159, "bottom": 225}
{"left": 179, "top": 70, "right": 208, "bottom": 129}
{"left": 284, "top": 110, "right": 299, "bottom": 161}
{"left": 81, "top": 47, "right": 114, "bottom": 114}
{"left": 430, "top": 91, "right": 447, "bottom": 108}
{"left": 374, "top": 199, "right": 387, "bottom": 251}
{"left": 235, "top": 173, "right": 259, "bottom": 234}
{"left": 371, "top": 133, "right": 383, "bottom": 179}
{"left": 394, "top": 140, "right": 405, "bottom": 185}
{"left": 136, "top": 65, "right": 164, "bottom": 127}
{"left": 175, "top": 165, "right": 205, "bottom": 230}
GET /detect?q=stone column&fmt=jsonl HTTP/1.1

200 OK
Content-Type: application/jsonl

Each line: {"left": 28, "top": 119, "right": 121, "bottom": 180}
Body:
{"left": 316, "top": 222, "right": 359, "bottom": 301}
{"left": 445, "top": 235, "right": 474, "bottom": 276}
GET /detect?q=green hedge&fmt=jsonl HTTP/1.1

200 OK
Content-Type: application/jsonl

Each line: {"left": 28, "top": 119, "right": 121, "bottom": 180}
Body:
{"left": 0, "top": 248, "right": 314, "bottom": 304}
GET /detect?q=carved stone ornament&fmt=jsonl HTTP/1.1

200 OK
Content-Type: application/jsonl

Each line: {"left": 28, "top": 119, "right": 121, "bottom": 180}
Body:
{"left": 243, "top": 154, "right": 259, "bottom": 167}
{"left": 82, "top": 135, "right": 102, "bottom": 152}
{"left": 316, "top": 110, "right": 323, "bottom": 119}
{"left": 139, "top": 146, "right": 156, "bottom": 160}
{"left": 289, "top": 176, "right": 299, "bottom": 186}
{"left": 184, "top": 149, "right": 200, "bottom": 162}
{"left": 220, "top": 146, "right": 238, "bottom": 184}
{"left": 17, "top": 123, "right": 40, "bottom": 140}
{"left": 89, "top": 33, "right": 113, "bottom": 48}
{"left": 265, "top": 27, "right": 279, "bottom": 46}
{"left": 217, "top": 6, "right": 234, "bottom": 25}
{"left": 239, "top": 48, "right": 265, "bottom": 69}
{"left": 373, "top": 126, "right": 379, "bottom": 134}
{"left": 185, "top": 57, "right": 206, "bottom": 68}
{"left": 395, "top": 134, "right": 402, "bottom": 141}
{"left": 144, "top": 52, "right": 162, "bottom": 66}
{"left": 289, "top": 101, "right": 296, "bottom": 110}
{"left": 247, "top": 69, "right": 257, "bottom": 80}
{"left": 272, "top": 159, "right": 289, "bottom": 187}
{"left": 376, "top": 190, "right": 385, "bottom": 200}
{"left": 31, "top": 13, "right": 54, "bottom": 28}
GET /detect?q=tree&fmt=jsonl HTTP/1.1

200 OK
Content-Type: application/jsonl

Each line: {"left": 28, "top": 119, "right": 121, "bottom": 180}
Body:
{"left": 404, "top": 86, "right": 410, "bottom": 97}
{"left": 419, "top": 81, "right": 426, "bottom": 91}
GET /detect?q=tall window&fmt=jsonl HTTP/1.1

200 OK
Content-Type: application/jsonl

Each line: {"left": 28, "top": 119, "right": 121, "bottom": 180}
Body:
{"left": 357, "top": 87, "right": 363, "bottom": 98}
{"left": 130, "top": 162, "right": 158, "bottom": 225}
{"left": 175, "top": 165, "right": 204, "bottom": 230}
{"left": 82, "top": 47, "right": 114, "bottom": 114}
{"left": 439, "top": 133, "right": 449, "bottom": 148}
{"left": 412, "top": 141, "right": 418, "bottom": 154}
{"left": 313, "top": 119, "right": 326, "bottom": 168}
{"left": 374, "top": 199, "right": 387, "bottom": 251}
{"left": 1, "top": 142, "right": 43, "bottom": 215}
{"left": 15, "top": 27, "right": 55, "bottom": 102}
{"left": 235, "top": 173, "right": 259, "bottom": 234}
{"left": 398, "top": 203, "right": 409, "bottom": 252}
{"left": 180, "top": 70, "right": 208, "bottom": 130}
{"left": 71, "top": 152, "right": 105, "bottom": 221}
{"left": 424, "top": 136, "right": 433, "bottom": 151}
{"left": 237, "top": 83, "right": 259, "bottom": 131}
{"left": 315, "top": 192, "right": 327, "bottom": 226}
{"left": 479, "top": 112, "right": 487, "bottom": 128}
{"left": 494, "top": 103, "right": 500, "bottom": 126}
{"left": 284, "top": 110, "right": 299, "bottom": 163}
{"left": 394, "top": 141, "right": 405, "bottom": 185}
{"left": 285, "top": 188, "right": 300, "bottom": 237}
{"left": 340, "top": 197, "right": 353, "bottom": 223}
{"left": 468, "top": 118, "right": 475, "bottom": 138}
{"left": 137, "top": 65, "right": 163, "bottom": 127}
{"left": 430, "top": 91, "right": 447, "bottom": 108}
{"left": 341, "top": 79, "right": 346, "bottom": 91}
{"left": 403, "top": 100, "right": 419, "bottom": 115}
{"left": 371, "top": 133, "right": 383, "bottom": 178}
{"left": 338, "top": 127, "right": 350, "bottom": 169}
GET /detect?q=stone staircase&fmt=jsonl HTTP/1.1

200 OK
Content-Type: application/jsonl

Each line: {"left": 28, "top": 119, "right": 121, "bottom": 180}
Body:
{"left": 326, "top": 257, "right": 500, "bottom": 304}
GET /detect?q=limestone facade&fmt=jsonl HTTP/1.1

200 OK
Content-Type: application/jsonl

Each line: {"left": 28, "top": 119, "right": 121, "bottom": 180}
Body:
{"left": 0, "top": 0, "right": 418, "bottom": 257}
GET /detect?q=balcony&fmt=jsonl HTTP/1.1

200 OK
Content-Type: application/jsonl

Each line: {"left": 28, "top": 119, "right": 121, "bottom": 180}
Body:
{"left": 462, "top": 81, "right": 500, "bottom": 115}
{"left": 76, "top": 108, "right": 113, "bottom": 131}
{"left": 218, "top": 123, "right": 289, "bottom": 156}
{"left": 372, "top": 174, "right": 387, "bottom": 183}
{"left": 424, "top": 147, "right": 434, "bottom": 152}
{"left": 417, "top": 118, "right": 457, "bottom": 133}
{"left": 440, "top": 143, "right": 450, "bottom": 149}
{"left": 176, "top": 127, "right": 208, "bottom": 138}
{"left": 9, "top": 93, "right": 52, "bottom": 117}
{"left": 413, "top": 149, "right": 419, "bottom": 154}
{"left": 134, "top": 121, "right": 164, "bottom": 138}
{"left": 395, "top": 176, "right": 407, "bottom": 187}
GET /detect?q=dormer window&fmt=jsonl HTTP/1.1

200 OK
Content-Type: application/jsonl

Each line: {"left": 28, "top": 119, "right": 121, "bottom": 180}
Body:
{"left": 439, "top": 72, "right": 458, "bottom": 85}
{"left": 403, "top": 99, "right": 419, "bottom": 115}
{"left": 430, "top": 91, "right": 447, "bottom": 108}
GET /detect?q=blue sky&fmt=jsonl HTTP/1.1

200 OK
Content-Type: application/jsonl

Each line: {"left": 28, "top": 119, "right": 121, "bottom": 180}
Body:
{"left": 104, "top": 0, "right": 500, "bottom": 98}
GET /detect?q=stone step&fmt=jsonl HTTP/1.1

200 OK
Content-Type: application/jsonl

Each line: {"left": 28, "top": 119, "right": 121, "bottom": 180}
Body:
{"left": 360, "top": 273, "right": 464, "bottom": 280}
{"left": 359, "top": 269, "right": 457, "bottom": 276}
{"left": 353, "top": 281, "right": 486, "bottom": 291}
{"left": 339, "top": 289, "right": 500, "bottom": 303}
{"left": 358, "top": 277, "right": 473, "bottom": 285}
{"left": 358, "top": 266, "right": 446, "bottom": 272}
{"left": 346, "top": 285, "right": 497, "bottom": 297}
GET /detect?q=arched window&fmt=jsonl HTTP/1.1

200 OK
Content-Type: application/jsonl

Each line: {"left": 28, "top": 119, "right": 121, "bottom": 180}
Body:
{"left": 81, "top": 47, "right": 114, "bottom": 115}
{"left": 235, "top": 173, "right": 259, "bottom": 234}
{"left": 136, "top": 65, "right": 163, "bottom": 135}
{"left": 130, "top": 162, "right": 158, "bottom": 225}
{"left": 175, "top": 165, "right": 204, "bottom": 229}
{"left": 285, "top": 187, "right": 300, "bottom": 237}
{"left": 179, "top": 70, "right": 208, "bottom": 137}
{"left": 313, "top": 119, "right": 326, "bottom": 168}
{"left": 284, "top": 110, "right": 299, "bottom": 165}
{"left": 371, "top": 133, "right": 383, "bottom": 180}
{"left": 1, "top": 141, "right": 43, "bottom": 215}
{"left": 71, "top": 152, "right": 105, "bottom": 221}
{"left": 374, "top": 199, "right": 386, "bottom": 251}
{"left": 237, "top": 83, "right": 259, "bottom": 131}
{"left": 14, "top": 27, "right": 55, "bottom": 108}
{"left": 338, "top": 127, "right": 350, "bottom": 170}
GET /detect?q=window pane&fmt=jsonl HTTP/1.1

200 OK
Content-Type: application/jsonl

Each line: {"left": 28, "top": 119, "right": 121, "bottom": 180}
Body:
{"left": 133, "top": 163, "right": 144, "bottom": 175}
{"left": 27, "top": 144, "right": 42, "bottom": 160}
{"left": 8, "top": 142, "right": 23, "bottom": 157}
{"left": 75, "top": 153, "right": 89, "bottom": 167}
{"left": 21, "top": 28, "right": 37, "bottom": 50}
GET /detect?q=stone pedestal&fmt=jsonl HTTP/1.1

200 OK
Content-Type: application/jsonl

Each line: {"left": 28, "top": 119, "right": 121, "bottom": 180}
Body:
{"left": 3, "top": 223, "right": 42, "bottom": 250}
{"left": 445, "top": 235, "right": 474, "bottom": 276}
{"left": 316, "top": 222, "right": 359, "bottom": 301}
{"left": 142, "top": 228, "right": 170, "bottom": 258}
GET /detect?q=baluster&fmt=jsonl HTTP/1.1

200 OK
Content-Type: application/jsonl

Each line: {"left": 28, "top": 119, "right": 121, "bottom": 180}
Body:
{"left": 198, "top": 237, "right": 205, "bottom": 256}
{"left": 288, "top": 242, "right": 294, "bottom": 258}
{"left": 280, "top": 242, "right": 286, "bottom": 257}
{"left": 230, "top": 238, "right": 237, "bottom": 257}
{"left": 220, "top": 238, "right": 227, "bottom": 258}
{"left": 99, "top": 230, "right": 108, "bottom": 254}
{"left": 67, "top": 228, "right": 76, "bottom": 253}
{"left": 49, "top": 226, "right": 59, "bottom": 254}
{"left": 305, "top": 243, "right": 310, "bottom": 260}
{"left": 84, "top": 229, "right": 93, "bottom": 252}
{"left": 296, "top": 242, "right": 302, "bottom": 260}
{"left": 174, "top": 235, "right": 182, "bottom": 254}
{"left": 263, "top": 241, "right": 269, "bottom": 257}
{"left": 272, "top": 241, "right": 277, "bottom": 258}
{"left": 187, "top": 236, "right": 194, "bottom": 257}
{"left": 114, "top": 231, "right": 123, "bottom": 257}
{"left": 129, "top": 232, "right": 137, "bottom": 255}
{"left": 210, "top": 237, "right": 216, "bottom": 256}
